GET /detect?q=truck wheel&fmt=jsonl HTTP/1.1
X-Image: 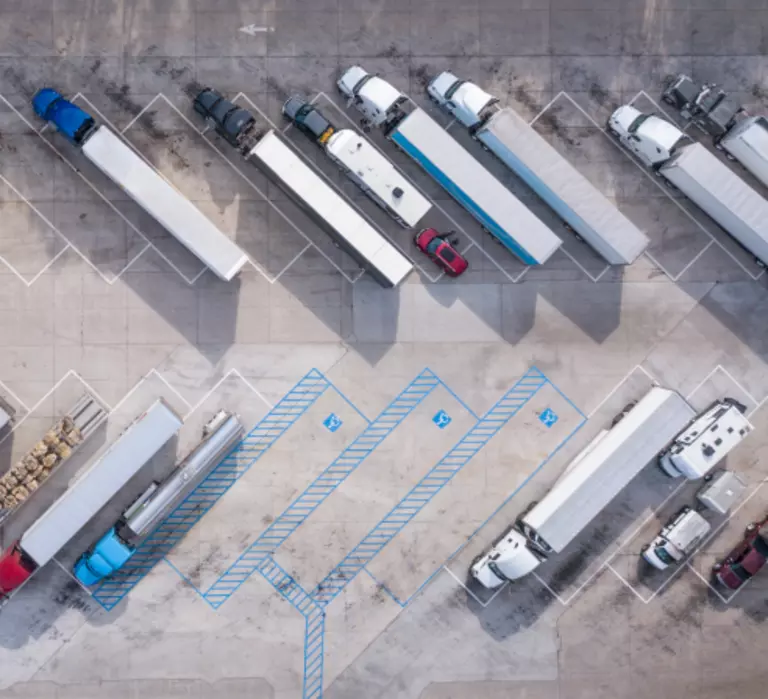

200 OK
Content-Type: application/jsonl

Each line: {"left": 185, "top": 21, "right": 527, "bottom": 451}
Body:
{"left": 746, "top": 522, "right": 757, "bottom": 533}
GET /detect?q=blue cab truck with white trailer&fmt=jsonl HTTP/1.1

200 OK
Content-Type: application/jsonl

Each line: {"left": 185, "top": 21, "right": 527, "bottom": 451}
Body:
{"left": 427, "top": 73, "right": 650, "bottom": 266}
{"left": 31, "top": 89, "right": 249, "bottom": 282}
{"left": 337, "top": 66, "right": 563, "bottom": 266}
{"left": 73, "top": 410, "right": 244, "bottom": 585}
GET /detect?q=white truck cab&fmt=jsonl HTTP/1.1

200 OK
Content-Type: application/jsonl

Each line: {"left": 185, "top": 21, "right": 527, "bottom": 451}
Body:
{"left": 607, "top": 105, "right": 689, "bottom": 168}
{"left": 642, "top": 506, "right": 711, "bottom": 570}
{"left": 426, "top": 72, "right": 497, "bottom": 129}
{"left": 470, "top": 528, "right": 542, "bottom": 589}
{"left": 337, "top": 66, "right": 407, "bottom": 127}
{"left": 659, "top": 399, "right": 751, "bottom": 479}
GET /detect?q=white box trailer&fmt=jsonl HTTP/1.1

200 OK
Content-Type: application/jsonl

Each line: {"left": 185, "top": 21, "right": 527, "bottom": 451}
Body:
{"left": 81, "top": 128, "right": 249, "bottom": 282}
{"left": 471, "top": 387, "right": 697, "bottom": 587}
{"left": 247, "top": 130, "right": 414, "bottom": 287}
{"left": 660, "top": 143, "right": 768, "bottom": 265}
{"left": 720, "top": 116, "right": 768, "bottom": 189}
{"left": 389, "top": 109, "right": 562, "bottom": 265}
{"left": 474, "top": 110, "right": 649, "bottom": 264}
{"left": 20, "top": 399, "right": 183, "bottom": 568}
{"left": 520, "top": 387, "right": 696, "bottom": 555}
{"left": 325, "top": 129, "right": 432, "bottom": 228}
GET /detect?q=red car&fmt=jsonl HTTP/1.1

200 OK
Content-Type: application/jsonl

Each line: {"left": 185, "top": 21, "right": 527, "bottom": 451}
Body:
{"left": 414, "top": 228, "right": 468, "bottom": 277}
{"left": 713, "top": 518, "right": 768, "bottom": 590}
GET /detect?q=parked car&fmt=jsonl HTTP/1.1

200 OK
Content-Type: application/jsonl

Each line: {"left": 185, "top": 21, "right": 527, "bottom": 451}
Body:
{"left": 713, "top": 518, "right": 768, "bottom": 590}
{"left": 414, "top": 228, "right": 468, "bottom": 277}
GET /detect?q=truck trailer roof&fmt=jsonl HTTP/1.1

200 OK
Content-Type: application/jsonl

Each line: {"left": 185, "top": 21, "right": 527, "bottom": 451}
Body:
{"left": 325, "top": 129, "right": 432, "bottom": 228}
{"left": 247, "top": 131, "right": 413, "bottom": 287}
{"left": 389, "top": 108, "right": 562, "bottom": 265}
{"left": 19, "top": 399, "right": 183, "bottom": 567}
{"left": 477, "top": 109, "right": 649, "bottom": 264}
{"left": 661, "top": 142, "right": 768, "bottom": 264}
{"left": 522, "top": 387, "right": 696, "bottom": 554}
{"left": 81, "top": 127, "right": 249, "bottom": 282}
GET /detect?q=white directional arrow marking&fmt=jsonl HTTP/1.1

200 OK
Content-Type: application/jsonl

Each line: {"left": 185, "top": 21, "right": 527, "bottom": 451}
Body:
{"left": 239, "top": 24, "right": 274, "bottom": 36}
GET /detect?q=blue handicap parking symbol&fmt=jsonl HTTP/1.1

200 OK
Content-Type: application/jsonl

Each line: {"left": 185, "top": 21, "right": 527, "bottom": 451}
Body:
{"left": 323, "top": 413, "right": 343, "bottom": 432}
{"left": 539, "top": 408, "right": 558, "bottom": 428}
{"left": 432, "top": 410, "right": 452, "bottom": 429}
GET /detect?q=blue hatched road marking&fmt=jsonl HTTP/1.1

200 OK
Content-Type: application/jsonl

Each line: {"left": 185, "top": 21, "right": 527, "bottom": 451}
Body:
{"left": 256, "top": 557, "right": 325, "bottom": 699}
{"left": 90, "top": 369, "right": 331, "bottom": 611}
{"left": 312, "top": 367, "right": 552, "bottom": 606}
{"left": 202, "top": 369, "right": 442, "bottom": 608}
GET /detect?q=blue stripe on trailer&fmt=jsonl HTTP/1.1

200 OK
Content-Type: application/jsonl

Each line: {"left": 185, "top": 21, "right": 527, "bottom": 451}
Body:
{"left": 390, "top": 129, "right": 539, "bottom": 265}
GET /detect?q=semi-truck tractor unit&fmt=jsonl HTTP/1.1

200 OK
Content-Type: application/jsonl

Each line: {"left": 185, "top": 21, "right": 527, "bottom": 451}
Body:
{"left": 427, "top": 72, "right": 649, "bottom": 265}
{"left": 662, "top": 74, "right": 768, "bottom": 189}
{"left": 471, "top": 387, "right": 696, "bottom": 588}
{"left": 337, "top": 66, "right": 563, "bottom": 266}
{"left": 74, "top": 410, "right": 244, "bottom": 585}
{"left": 193, "top": 87, "right": 414, "bottom": 288}
{"left": 32, "top": 89, "right": 249, "bottom": 282}
{"left": 0, "top": 394, "right": 107, "bottom": 525}
{"left": 0, "top": 400, "right": 182, "bottom": 598}
{"left": 282, "top": 95, "right": 432, "bottom": 228}
{"left": 658, "top": 398, "right": 752, "bottom": 479}
{"left": 609, "top": 105, "right": 768, "bottom": 267}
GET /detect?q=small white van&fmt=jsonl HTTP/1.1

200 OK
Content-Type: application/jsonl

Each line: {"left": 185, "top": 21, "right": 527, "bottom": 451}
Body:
{"left": 642, "top": 506, "right": 711, "bottom": 570}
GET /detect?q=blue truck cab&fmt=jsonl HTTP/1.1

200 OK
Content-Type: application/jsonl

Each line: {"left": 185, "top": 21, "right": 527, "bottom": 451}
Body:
{"left": 32, "top": 88, "right": 97, "bottom": 146}
{"left": 73, "top": 528, "right": 134, "bottom": 585}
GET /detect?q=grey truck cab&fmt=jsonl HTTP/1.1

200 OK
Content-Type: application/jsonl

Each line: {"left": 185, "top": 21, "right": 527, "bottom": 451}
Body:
{"left": 193, "top": 88, "right": 256, "bottom": 149}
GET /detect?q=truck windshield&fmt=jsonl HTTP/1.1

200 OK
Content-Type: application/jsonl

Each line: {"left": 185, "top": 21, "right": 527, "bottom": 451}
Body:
{"left": 654, "top": 547, "right": 676, "bottom": 565}
{"left": 628, "top": 114, "right": 651, "bottom": 134}
{"left": 488, "top": 561, "right": 509, "bottom": 582}
{"left": 444, "top": 80, "right": 464, "bottom": 101}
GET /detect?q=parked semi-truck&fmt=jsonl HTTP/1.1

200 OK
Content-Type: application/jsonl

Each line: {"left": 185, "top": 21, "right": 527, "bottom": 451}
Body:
{"left": 193, "top": 88, "right": 414, "bottom": 288}
{"left": 32, "top": 89, "right": 249, "bottom": 282}
{"left": 73, "top": 410, "right": 243, "bottom": 585}
{"left": 337, "top": 66, "right": 563, "bottom": 266}
{"left": 659, "top": 398, "right": 752, "bottom": 479}
{"left": 471, "top": 387, "right": 696, "bottom": 587}
{"left": 0, "top": 393, "right": 107, "bottom": 525}
{"left": 608, "top": 105, "right": 768, "bottom": 266}
{"left": 282, "top": 96, "right": 432, "bottom": 229}
{"left": 0, "top": 399, "right": 182, "bottom": 598}
{"left": 427, "top": 72, "right": 649, "bottom": 265}
{"left": 662, "top": 74, "right": 768, "bottom": 189}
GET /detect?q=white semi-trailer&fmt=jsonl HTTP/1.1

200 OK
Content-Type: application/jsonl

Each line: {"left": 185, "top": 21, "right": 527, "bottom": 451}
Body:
{"left": 32, "top": 89, "right": 249, "bottom": 282}
{"left": 194, "top": 87, "right": 414, "bottom": 288}
{"left": 337, "top": 66, "right": 563, "bottom": 266}
{"left": 609, "top": 105, "right": 768, "bottom": 266}
{"left": 471, "top": 387, "right": 696, "bottom": 588}
{"left": 0, "top": 399, "right": 182, "bottom": 598}
{"left": 428, "top": 73, "right": 649, "bottom": 265}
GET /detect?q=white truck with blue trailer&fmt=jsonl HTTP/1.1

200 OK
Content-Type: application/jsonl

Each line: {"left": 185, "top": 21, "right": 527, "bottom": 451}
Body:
{"left": 73, "top": 410, "right": 243, "bottom": 585}
{"left": 32, "top": 89, "right": 249, "bottom": 282}
{"left": 427, "top": 72, "right": 649, "bottom": 265}
{"left": 337, "top": 66, "right": 563, "bottom": 266}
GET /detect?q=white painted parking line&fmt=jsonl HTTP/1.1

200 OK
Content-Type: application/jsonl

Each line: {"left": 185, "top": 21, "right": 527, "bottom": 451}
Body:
{"left": 0, "top": 378, "right": 30, "bottom": 414}
{"left": 624, "top": 90, "right": 765, "bottom": 283}
{"left": 314, "top": 91, "right": 528, "bottom": 284}
{"left": 0, "top": 94, "right": 201, "bottom": 287}
{"left": 181, "top": 367, "right": 272, "bottom": 421}
{"left": 532, "top": 571, "right": 568, "bottom": 606}
{"left": 119, "top": 93, "right": 164, "bottom": 135}
{"left": 585, "top": 364, "right": 656, "bottom": 419}
{"left": 605, "top": 562, "right": 652, "bottom": 603}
